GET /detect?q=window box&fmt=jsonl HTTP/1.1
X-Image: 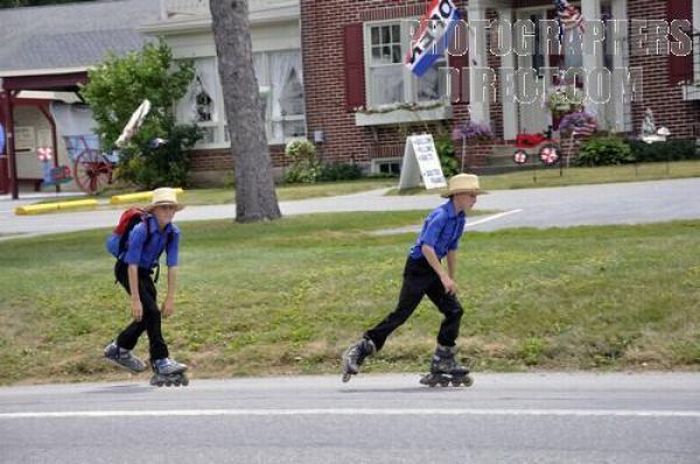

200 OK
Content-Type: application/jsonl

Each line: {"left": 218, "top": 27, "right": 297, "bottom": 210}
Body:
{"left": 355, "top": 105, "right": 452, "bottom": 127}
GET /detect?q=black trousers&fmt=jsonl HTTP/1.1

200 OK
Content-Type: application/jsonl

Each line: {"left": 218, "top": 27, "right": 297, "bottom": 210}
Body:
{"left": 114, "top": 261, "right": 169, "bottom": 361}
{"left": 365, "top": 257, "right": 464, "bottom": 352}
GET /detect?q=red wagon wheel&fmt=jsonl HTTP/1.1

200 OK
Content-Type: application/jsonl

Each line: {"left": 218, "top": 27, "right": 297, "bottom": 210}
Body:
{"left": 73, "top": 150, "right": 113, "bottom": 194}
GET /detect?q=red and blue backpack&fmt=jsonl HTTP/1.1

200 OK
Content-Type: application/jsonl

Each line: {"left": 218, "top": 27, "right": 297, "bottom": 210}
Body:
{"left": 106, "top": 208, "right": 172, "bottom": 274}
{"left": 105, "top": 208, "right": 172, "bottom": 282}
{"left": 106, "top": 208, "right": 149, "bottom": 259}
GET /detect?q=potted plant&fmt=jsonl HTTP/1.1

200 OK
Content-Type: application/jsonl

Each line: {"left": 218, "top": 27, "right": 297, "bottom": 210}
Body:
{"left": 546, "top": 86, "right": 584, "bottom": 130}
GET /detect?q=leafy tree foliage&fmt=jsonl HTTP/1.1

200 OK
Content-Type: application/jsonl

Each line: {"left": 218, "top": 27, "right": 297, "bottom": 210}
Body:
{"left": 80, "top": 39, "right": 201, "bottom": 188}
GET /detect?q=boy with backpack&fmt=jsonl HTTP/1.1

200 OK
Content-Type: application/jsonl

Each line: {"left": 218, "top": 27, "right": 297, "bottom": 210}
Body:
{"left": 104, "top": 187, "right": 188, "bottom": 385}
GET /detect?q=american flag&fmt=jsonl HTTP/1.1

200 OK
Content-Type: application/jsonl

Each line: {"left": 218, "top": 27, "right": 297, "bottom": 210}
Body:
{"left": 573, "top": 120, "right": 597, "bottom": 137}
{"left": 554, "top": 0, "right": 585, "bottom": 33}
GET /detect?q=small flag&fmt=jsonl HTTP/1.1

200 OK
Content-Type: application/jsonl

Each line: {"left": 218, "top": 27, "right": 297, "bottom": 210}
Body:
{"left": 406, "top": 0, "right": 461, "bottom": 78}
{"left": 572, "top": 121, "right": 597, "bottom": 137}
{"left": 554, "top": 0, "right": 585, "bottom": 33}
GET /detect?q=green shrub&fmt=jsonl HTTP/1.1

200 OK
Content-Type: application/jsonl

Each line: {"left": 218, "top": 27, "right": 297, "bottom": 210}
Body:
{"left": 434, "top": 133, "right": 459, "bottom": 177}
{"left": 124, "top": 124, "right": 201, "bottom": 188}
{"left": 576, "top": 136, "right": 633, "bottom": 166}
{"left": 628, "top": 139, "right": 698, "bottom": 163}
{"left": 317, "top": 163, "right": 363, "bottom": 182}
{"left": 284, "top": 139, "right": 320, "bottom": 184}
{"left": 80, "top": 39, "right": 199, "bottom": 189}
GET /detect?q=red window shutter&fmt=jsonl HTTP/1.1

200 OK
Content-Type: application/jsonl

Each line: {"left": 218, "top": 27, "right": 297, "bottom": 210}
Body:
{"left": 448, "top": 18, "right": 469, "bottom": 104}
{"left": 344, "top": 23, "right": 366, "bottom": 111}
{"left": 668, "top": 0, "right": 693, "bottom": 85}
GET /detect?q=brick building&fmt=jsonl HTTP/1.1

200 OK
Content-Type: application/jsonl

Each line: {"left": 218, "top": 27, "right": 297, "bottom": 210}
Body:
{"left": 298, "top": 0, "right": 700, "bottom": 175}
{"left": 2, "top": 0, "right": 696, "bottom": 190}
{"left": 150, "top": 0, "right": 700, "bottom": 182}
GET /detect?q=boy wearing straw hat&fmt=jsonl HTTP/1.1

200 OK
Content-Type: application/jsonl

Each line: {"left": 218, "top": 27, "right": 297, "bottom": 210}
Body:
{"left": 342, "top": 174, "right": 484, "bottom": 386}
{"left": 104, "top": 187, "right": 189, "bottom": 386}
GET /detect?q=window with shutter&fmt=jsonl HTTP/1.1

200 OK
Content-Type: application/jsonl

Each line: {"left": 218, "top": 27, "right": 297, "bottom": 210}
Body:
{"left": 362, "top": 19, "right": 451, "bottom": 109}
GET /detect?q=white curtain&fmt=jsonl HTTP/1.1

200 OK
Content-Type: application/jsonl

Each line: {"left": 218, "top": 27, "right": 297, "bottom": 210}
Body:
{"left": 253, "top": 53, "right": 269, "bottom": 87}
{"left": 370, "top": 65, "right": 404, "bottom": 106}
{"left": 176, "top": 57, "right": 219, "bottom": 123}
{"left": 269, "top": 50, "right": 303, "bottom": 141}
{"left": 415, "top": 58, "right": 447, "bottom": 101}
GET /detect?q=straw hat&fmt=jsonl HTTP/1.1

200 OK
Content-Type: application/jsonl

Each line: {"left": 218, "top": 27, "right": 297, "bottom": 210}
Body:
{"left": 145, "top": 187, "right": 184, "bottom": 212}
{"left": 441, "top": 173, "right": 486, "bottom": 198}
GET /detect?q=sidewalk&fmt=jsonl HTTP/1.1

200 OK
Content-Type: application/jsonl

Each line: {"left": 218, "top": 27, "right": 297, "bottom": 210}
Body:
{"left": 1, "top": 178, "right": 700, "bottom": 240}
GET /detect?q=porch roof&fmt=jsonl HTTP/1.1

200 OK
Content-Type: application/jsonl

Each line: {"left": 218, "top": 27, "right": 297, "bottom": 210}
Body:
{"left": 1, "top": 70, "right": 88, "bottom": 93}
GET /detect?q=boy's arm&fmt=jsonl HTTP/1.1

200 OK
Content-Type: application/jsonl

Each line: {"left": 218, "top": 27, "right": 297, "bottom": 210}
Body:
{"left": 421, "top": 244, "right": 457, "bottom": 295}
{"left": 161, "top": 266, "right": 178, "bottom": 317}
{"left": 127, "top": 264, "right": 143, "bottom": 321}
{"left": 162, "top": 229, "right": 180, "bottom": 317}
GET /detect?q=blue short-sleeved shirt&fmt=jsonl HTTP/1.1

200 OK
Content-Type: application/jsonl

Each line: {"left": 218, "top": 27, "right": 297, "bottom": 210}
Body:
{"left": 123, "top": 216, "right": 180, "bottom": 269}
{"left": 409, "top": 200, "right": 466, "bottom": 260}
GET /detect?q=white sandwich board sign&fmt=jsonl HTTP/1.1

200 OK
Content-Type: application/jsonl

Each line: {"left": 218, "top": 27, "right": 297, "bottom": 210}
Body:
{"left": 397, "top": 134, "right": 447, "bottom": 191}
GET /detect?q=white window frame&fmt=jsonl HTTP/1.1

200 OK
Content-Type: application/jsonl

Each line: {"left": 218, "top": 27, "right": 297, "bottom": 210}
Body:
{"left": 371, "top": 157, "right": 402, "bottom": 175}
{"left": 185, "top": 57, "right": 228, "bottom": 150}
{"left": 254, "top": 50, "right": 307, "bottom": 146}
{"left": 363, "top": 19, "right": 451, "bottom": 110}
{"left": 188, "top": 51, "right": 306, "bottom": 149}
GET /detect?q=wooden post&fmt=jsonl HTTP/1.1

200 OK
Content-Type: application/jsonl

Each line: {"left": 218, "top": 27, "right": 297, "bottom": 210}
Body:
{"left": 1, "top": 90, "right": 19, "bottom": 199}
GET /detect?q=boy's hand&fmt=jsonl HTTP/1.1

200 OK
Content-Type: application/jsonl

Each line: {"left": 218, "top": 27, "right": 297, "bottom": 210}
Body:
{"left": 440, "top": 275, "right": 458, "bottom": 295}
{"left": 131, "top": 299, "right": 143, "bottom": 322}
{"left": 161, "top": 297, "right": 175, "bottom": 318}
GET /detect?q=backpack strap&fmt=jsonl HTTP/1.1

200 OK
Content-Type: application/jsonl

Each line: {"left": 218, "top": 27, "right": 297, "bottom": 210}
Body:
{"left": 117, "top": 215, "right": 173, "bottom": 284}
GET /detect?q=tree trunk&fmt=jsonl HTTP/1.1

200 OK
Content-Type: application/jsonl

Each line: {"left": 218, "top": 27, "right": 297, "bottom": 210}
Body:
{"left": 209, "top": 0, "right": 281, "bottom": 222}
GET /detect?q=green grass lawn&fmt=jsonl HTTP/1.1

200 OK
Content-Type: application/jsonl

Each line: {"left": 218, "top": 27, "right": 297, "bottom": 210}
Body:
{"left": 0, "top": 212, "right": 698, "bottom": 385}
{"left": 389, "top": 160, "right": 700, "bottom": 195}
{"left": 34, "top": 179, "right": 397, "bottom": 207}
{"left": 182, "top": 179, "right": 396, "bottom": 204}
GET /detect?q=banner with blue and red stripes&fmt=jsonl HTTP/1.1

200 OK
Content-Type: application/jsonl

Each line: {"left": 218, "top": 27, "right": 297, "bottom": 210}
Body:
{"left": 405, "top": 0, "right": 461, "bottom": 78}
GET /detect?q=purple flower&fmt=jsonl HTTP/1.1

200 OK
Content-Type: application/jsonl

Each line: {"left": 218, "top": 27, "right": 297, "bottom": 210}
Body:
{"left": 558, "top": 111, "right": 597, "bottom": 135}
{"left": 452, "top": 120, "right": 493, "bottom": 141}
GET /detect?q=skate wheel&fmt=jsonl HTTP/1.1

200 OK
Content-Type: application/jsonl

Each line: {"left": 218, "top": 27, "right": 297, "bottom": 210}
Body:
{"left": 165, "top": 380, "right": 173, "bottom": 387}
{"left": 463, "top": 375, "right": 474, "bottom": 387}
{"left": 181, "top": 376, "right": 190, "bottom": 386}
{"left": 341, "top": 373, "right": 352, "bottom": 383}
{"left": 439, "top": 379, "right": 450, "bottom": 387}
{"left": 173, "top": 380, "right": 181, "bottom": 387}
{"left": 451, "top": 379, "right": 462, "bottom": 387}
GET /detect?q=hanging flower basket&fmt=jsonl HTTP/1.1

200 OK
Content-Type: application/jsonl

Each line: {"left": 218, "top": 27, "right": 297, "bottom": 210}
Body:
{"left": 546, "top": 86, "right": 584, "bottom": 130}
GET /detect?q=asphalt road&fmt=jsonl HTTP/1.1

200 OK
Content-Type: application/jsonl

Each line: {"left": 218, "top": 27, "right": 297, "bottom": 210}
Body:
{"left": 2, "top": 180, "right": 699, "bottom": 463}
{"left": 1, "top": 178, "right": 699, "bottom": 239}
{"left": 1, "top": 373, "right": 699, "bottom": 463}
